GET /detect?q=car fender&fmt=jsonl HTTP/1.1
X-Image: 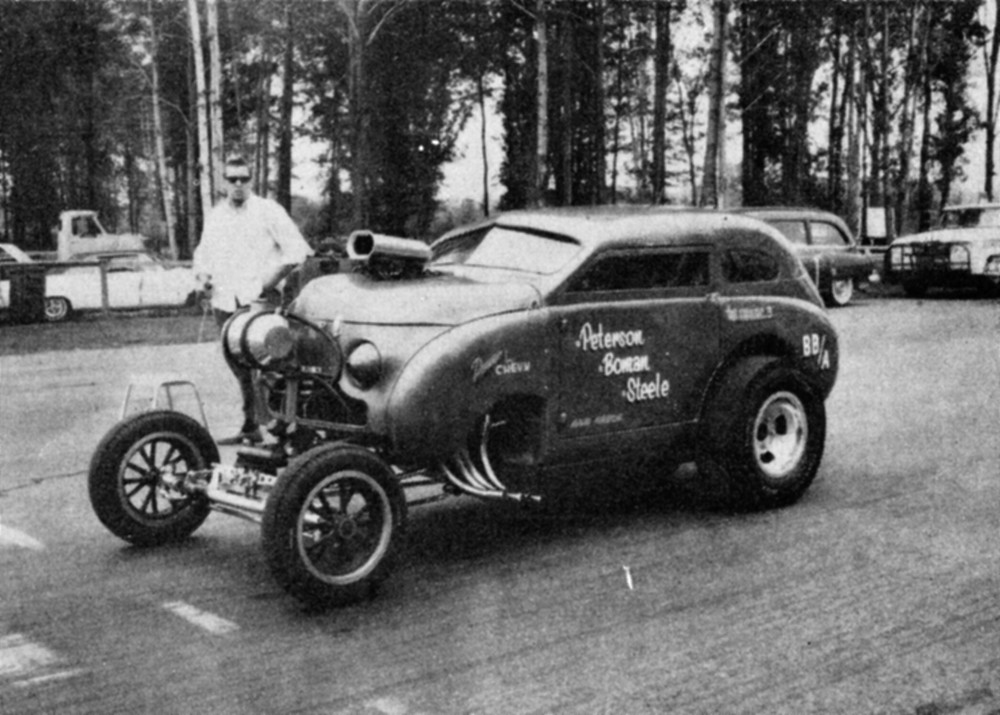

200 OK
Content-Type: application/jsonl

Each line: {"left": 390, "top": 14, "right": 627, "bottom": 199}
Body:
{"left": 715, "top": 295, "right": 838, "bottom": 404}
{"left": 385, "top": 309, "right": 551, "bottom": 462}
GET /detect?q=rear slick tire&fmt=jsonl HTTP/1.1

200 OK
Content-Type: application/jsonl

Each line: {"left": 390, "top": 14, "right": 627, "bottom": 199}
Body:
{"left": 261, "top": 444, "right": 406, "bottom": 610}
{"left": 698, "top": 358, "right": 826, "bottom": 510}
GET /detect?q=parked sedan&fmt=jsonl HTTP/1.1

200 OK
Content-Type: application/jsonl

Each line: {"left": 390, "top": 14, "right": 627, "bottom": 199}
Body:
{"left": 0, "top": 242, "right": 35, "bottom": 308}
{"left": 45, "top": 252, "right": 198, "bottom": 322}
{"left": 731, "top": 207, "right": 878, "bottom": 307}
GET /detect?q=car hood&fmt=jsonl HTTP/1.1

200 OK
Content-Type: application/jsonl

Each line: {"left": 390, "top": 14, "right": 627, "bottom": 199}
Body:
{"left": 291, "top": 271, "right": 542, "bottom": 326}
{"left": 892, "top": 227, "right": 1000, "bottom": 245}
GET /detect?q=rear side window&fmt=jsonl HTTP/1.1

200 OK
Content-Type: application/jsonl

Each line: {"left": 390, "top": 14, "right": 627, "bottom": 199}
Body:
{"left": 769, "top": 220, "right": 808, "bottom": 245}
{"left": 722, "top": 249, "right": 780, "bottom": 283}
{"left": 567, "top": 251, "right": 709, "bottom": 293}
{"left": 810, "top": 221, "right": 849, "bottom": 246}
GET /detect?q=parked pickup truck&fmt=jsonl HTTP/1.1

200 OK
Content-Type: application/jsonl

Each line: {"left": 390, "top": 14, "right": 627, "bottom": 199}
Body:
{"left": 52, "top": 210, "right": 146, "bottom": 262}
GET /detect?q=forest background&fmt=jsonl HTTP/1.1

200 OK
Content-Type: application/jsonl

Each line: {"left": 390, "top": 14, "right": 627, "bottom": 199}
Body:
{"left": 0, "top": 0, "right": 997, "bottom": 259}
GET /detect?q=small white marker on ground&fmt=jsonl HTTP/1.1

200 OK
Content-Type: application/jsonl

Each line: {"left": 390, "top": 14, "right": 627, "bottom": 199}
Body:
{"left": 623, "top": 565, "right": 634, "bottom": 591}
{"left": 162, "top": 601, "right": 239, "bottom": 635}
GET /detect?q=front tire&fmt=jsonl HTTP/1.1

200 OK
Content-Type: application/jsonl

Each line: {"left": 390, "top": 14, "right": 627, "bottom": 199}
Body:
{"left": 699, "top": 358, "right": 826, "bottom": 510}
{"left": 45, "top": 296, "right": 71, "bottom": 322}
{"left": 261, "top": 445, "right": 406, "bottom": 609}
{"left": 88, "top": 410, "right": 216, "bottom": 545}
{"left": 825, "top": 278, "right": 854, "bottom": 307}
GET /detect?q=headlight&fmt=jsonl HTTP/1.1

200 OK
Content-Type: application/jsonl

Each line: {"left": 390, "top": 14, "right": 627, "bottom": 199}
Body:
{"left": 949, "top": 244, "right": 970, "bottom": 265}
{"left": 345, "top": 341, "right": 382, "bottom": 388}
{"left": 224, "top": 310, "right": 294, "bottom": 368}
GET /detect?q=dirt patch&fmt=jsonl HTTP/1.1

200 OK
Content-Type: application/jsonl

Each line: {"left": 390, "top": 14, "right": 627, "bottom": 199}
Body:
{"left": 0, "top": 306, "right": 216, "bottom": 356}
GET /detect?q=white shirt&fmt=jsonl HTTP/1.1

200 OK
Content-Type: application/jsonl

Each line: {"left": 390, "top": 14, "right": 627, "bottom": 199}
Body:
{"left": 193, "top": 194, "right": 313, "bottom": 312}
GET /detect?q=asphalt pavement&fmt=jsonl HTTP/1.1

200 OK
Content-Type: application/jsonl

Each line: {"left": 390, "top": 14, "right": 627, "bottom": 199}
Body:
{"left": 0, "top": 292, "right": 998, "bottom": 714}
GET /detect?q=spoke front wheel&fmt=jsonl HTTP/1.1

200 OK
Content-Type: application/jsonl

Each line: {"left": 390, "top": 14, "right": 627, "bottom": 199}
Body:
{"left": 89, "top": 411, "right": 216, "bottom": 545}
{"left": 262, "top": 445, "right": 406, "bottom": 609}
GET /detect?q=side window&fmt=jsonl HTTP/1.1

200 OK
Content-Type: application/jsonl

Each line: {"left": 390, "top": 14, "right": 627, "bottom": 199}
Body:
{"left": 769, "top": 220, "right": 808, "bottom": 245}
{"left": 722, "top": 249, "right": 780, "bottom": 284}
{"left": 72, "top": 217, "right": 100, "bottom": 238}
{"left": 810, "top": 221, "right": 849, "bottom": 246}
{"left": 567, "top": 251, "right": 709, "bottom": 293}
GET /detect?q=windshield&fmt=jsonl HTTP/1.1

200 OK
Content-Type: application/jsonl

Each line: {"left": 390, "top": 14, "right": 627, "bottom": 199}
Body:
{"left": 431, "top": 226, "right": 581, "bottom": 275}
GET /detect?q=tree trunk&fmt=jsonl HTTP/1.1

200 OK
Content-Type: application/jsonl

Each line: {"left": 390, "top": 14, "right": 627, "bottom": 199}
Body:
{"left": 985, "top": 0, "right": 1000, "bottom": 200}
{"left": 845, "top": 21, "right": 863, "bottom": 238}
{"left": 559, "top": 14, "right": 573, "bottom": 207}
{"left": 592, "top": 0, "right": 605, "bottom": 205}
{"left": 651, "top": 0, "right": 672, "bottom": 204}
{"left": 533, "top": 0, "right": 549, "bottom": 207}
{"left": 610, "top": 49, "right": 623, "bottom": 203}
{"left": 879, "top": 6, "right": 891, "bottom": 214}
{"left": 277, "top": 0, "right": 294, "bottom": 212}
{"left": 701, "top": 0, "right": 728, "bottom": 208}
{"left": 255, "top": 60, "right": 271, "bottom": 198}
{"left": 917, "top": 45, "right": 934, "bottom": 232}
{"left": 148, "top": 0, "right": 178, "bottom": 259}
{"left": 478, "top": 75, "right": 490, "bottom": 216}
{"left": 344, "top": 0, "right": 368, "bottom": 227}
{"left": 187, "top": 0, "right": 213, "bottom": 220}
{"left": 674, "top": 64, "right": 698, "bottom": 205}
{"left": 206, "top": 0, "right": 224, "bottom": 201}
{"left": 827, "top": 23, "right": 843, "bottom": 210}
{"left": 187, "top": 50, "right": 200, "bottom": 251}
{"left": 895, "top": 3, "right": 923, "bottom": 238}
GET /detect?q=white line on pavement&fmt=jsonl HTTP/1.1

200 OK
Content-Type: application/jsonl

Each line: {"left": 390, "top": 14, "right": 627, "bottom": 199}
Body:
{"left": 162, "top": 601, "right": 239, "bottom": 635}
{"left": 0, "top": 633, "right": 82, "bottom": 687}
{"left": 0, "top": 524, "right": 45, "bottom": 551}
{"left": 13, "top": 668, "right": 87, "bottom": 688}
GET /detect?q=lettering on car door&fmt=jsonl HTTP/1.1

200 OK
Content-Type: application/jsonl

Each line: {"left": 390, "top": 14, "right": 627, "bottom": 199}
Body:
{"left": 552, "top": 247, "right": 719, "bottom": 437}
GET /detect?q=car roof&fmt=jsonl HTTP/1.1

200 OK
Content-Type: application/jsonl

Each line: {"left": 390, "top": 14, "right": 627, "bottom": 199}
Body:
{"left": 479, "top": 206, "right": 786, "bottom": 249}
{"left": 728, "top": 206, "right": 849, "bottom": 223}
{"left": 893, "top": 226, "right": 998, "bottom": 244}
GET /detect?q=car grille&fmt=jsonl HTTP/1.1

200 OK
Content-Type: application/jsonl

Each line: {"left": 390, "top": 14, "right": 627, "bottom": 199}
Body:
{"left": 890, "top": 242, "right": 970, "bottom": 273}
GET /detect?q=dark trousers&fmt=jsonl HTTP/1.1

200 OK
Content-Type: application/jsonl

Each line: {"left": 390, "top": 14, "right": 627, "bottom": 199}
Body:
{"left": 214, "top": 308, "right": 256, "bottom": 427}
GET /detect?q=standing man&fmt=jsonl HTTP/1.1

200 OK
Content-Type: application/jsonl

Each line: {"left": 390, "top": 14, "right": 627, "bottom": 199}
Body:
{"left": 193, "top": 154, "right": 313, "bottom": 444}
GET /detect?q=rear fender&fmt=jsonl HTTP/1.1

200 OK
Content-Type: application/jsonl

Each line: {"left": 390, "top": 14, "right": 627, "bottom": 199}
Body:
{"left": 712, "top": 300, "right": 838, "bottom": 411}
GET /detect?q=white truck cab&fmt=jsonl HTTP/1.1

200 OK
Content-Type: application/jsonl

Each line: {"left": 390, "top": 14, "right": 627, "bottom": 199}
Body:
{"left": 54, "top": 211, "right": 145, "bottom": 262}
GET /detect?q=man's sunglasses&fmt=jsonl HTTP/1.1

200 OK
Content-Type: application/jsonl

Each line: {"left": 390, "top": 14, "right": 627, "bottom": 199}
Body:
{"left": 226, "top": 175, "right": 251, "bottom": 184}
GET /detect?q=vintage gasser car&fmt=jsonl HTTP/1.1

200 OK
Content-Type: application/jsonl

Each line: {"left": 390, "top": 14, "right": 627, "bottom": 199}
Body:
{"left": 88, "top": 208, "right": 839, "bottom": 608}
{"left": 885, "top": 203, "right": 1000, "bottom": 297}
